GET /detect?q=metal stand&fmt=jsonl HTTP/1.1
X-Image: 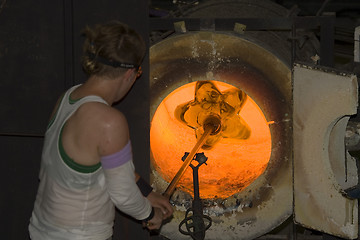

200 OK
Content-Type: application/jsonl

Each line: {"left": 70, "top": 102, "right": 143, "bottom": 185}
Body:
{"left": 179, "top": 152, "right": 212, "bottom": 240}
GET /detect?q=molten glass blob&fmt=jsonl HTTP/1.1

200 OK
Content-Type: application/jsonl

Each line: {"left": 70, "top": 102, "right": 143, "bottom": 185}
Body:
{"left": 175, "top": 81, "right": 251, "bottom": 149}
{"left": 150, "top": 81, "right": 271, "bottom": 199}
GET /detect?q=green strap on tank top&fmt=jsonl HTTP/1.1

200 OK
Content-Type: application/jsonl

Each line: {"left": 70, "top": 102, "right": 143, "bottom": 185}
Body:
{"left": 58, "top": 126, "right": 101, "bottom": 173}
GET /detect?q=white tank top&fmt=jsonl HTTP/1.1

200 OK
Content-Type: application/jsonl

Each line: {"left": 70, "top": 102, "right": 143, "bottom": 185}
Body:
{"left": 29, "top": 85, "right": 115, "bottom": 240}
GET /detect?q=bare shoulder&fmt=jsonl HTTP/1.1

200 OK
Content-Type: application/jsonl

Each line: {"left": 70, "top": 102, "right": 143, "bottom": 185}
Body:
{"left": 73, "top": 102, "right": 130, "bottom": 156}
{"left": 78, "top": 102, "right": 127, "bottom": 124}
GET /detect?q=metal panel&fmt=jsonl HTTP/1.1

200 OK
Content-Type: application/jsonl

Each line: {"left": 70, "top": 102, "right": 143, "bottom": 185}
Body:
{"left": 0, "top": 0, "right": 66, "bottom": 136}
{"left": 293, "top": 63, "right": 358, "bottom": 239}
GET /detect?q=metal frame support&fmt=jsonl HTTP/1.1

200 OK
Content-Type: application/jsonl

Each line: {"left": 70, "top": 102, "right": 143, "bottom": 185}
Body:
{"left": 355, "top": 26, "right": 360, "bottom": 63}
{"left": 150, "top": 15, "right": 336, "bottom": 67}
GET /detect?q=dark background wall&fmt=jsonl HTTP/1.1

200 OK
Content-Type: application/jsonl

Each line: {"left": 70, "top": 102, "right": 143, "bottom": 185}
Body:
{"left": 0, "top": 0, "right": 152, "bottom": 239}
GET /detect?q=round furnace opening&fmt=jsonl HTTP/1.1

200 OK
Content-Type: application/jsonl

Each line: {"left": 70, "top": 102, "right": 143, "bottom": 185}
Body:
{"left": 150, "top": 80, "right": 271, "bottom": 199}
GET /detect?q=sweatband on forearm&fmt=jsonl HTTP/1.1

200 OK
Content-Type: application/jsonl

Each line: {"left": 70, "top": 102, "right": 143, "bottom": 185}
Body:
{"left": 136, "top": 177, "right": 153, "bottom": 197}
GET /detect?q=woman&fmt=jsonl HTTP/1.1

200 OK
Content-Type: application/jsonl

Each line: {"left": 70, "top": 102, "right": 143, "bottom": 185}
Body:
{"left": 29, "top": 21, "right": 173, "bottom": 240}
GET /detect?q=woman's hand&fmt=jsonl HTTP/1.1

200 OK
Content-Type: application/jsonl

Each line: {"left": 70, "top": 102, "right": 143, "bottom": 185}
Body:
{"left": 144, "top": 207, "right": 163, "bottom": 230}
{"left": 147, "top": 191, "right": 174, "bottom": 219}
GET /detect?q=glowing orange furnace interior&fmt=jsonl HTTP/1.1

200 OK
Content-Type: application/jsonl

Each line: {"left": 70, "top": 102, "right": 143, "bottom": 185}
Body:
{"left": 150, "top": 81, "right": 272, "bottom": 199}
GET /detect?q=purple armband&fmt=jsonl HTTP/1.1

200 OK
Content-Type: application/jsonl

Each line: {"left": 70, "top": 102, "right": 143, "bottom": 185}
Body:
{"left": 101, "top": 141, "right": 132, "bottom": 169}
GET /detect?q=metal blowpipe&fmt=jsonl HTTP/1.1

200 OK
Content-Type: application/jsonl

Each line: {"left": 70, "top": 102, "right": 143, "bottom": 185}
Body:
{"left": 163, "top": 115, "right": 221, "bottom": 198}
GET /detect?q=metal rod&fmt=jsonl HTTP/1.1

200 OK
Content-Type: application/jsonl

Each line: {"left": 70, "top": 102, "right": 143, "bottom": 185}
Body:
{"left": 163, "top": 125, "right": 213, "bottom": 198}
{"left": 192, "top": 163, "right": 200, "bottom": 201}
{"left": 291, "top": 22, "right": 296, "bottom": 66}
{"left": 0, "top": 132, "right": 44, "bottom": 138}
{"left": 316, "top": 0, "right": 331, "bottom": 16}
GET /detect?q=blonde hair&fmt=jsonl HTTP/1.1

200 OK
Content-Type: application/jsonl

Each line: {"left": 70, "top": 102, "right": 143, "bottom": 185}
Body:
{"left": 81, "top": 21, "right": 146, "bottom": 79}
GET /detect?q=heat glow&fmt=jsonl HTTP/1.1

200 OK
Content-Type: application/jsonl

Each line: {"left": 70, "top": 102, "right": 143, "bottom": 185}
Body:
{"left": 150, "top": 81, "right": 271, "bottom": 199}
